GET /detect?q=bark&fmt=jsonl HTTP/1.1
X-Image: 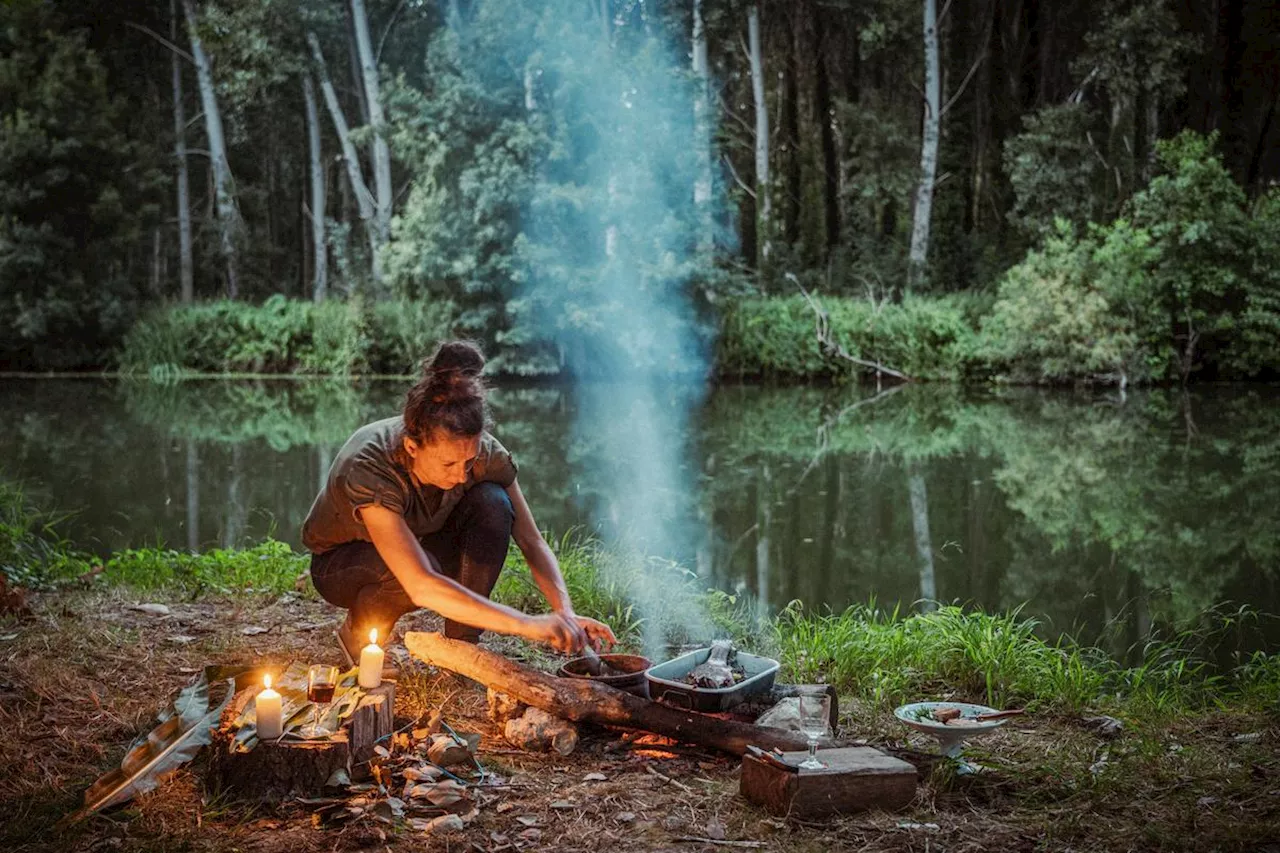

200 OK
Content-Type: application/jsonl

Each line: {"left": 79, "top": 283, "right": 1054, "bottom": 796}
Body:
{"left": 907, "top": 466, "right": 937, "bottom": 611}
{"left": 781, "top": 5, "right": 801, "bottom": 248}
{"left": 181, "top": 0, "right": 242, "bottom": 298}
{"left": 302, "top": 74, "right": 327, "bottom": 302}
{"left": 307, "top": 31, "right": 382, "bottom": 285}
{"left": 349, "top": 0, "right": 392, "bottom": 246}
{"left": 691, "top": 0, "right": 713, "bottom": 257}
{"left": 171, "top": 0, "right": 193, "bottom": 303}
{"left": 403, "top": 632, "right": 829, "bottom": 756}
{"left": 908, "top": 0, "right": 941, "bottom": 288}
{"left": 748, "top": 5, "right": 770, "bottom": 270}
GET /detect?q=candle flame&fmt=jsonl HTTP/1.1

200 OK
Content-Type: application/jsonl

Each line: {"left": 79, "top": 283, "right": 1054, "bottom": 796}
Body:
{"left": 263, "top": 673, "right": 272, "bottom": 690}
{"left": 369, "top": 628, "right": 378, "bottom": 645}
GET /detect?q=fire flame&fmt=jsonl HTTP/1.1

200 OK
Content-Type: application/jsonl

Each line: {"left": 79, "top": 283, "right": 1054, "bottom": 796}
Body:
{"left": 369, "top": 628, "right": 378, "bottom": 645}
{"left": 263, "top": 673, "right": 272, "bottom": 690}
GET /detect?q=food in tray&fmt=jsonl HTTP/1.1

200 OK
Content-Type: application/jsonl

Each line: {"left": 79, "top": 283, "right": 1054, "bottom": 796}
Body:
{"left": 683, "top": 639, "right": 745, "bottom": 688}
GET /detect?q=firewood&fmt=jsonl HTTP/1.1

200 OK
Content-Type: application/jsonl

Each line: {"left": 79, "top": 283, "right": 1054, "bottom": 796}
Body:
{"left": 404, "top": 631, "right": 836, "bottom": 757}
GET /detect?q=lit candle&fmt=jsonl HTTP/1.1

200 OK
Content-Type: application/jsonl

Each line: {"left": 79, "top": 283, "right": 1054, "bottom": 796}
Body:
{"left": 358, "top": 628, "right": 384, "bottom": 689}
{"left": 256, "top": 673, "right": 283, "bottom": 740}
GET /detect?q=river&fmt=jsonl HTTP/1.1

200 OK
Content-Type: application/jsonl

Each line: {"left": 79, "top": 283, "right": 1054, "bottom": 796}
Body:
{"left": 3, "top": 378, "right": 1277, "bottom": 658}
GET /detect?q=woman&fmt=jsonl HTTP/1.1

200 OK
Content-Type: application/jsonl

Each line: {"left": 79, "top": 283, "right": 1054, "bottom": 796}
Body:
{"left": 303, "top": 340, "right": 615, "bottom": 666}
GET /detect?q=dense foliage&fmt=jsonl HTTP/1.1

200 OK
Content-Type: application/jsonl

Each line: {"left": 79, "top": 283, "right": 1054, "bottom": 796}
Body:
{"left": 1, "top": 0, "right": 1277, "bottom": 380}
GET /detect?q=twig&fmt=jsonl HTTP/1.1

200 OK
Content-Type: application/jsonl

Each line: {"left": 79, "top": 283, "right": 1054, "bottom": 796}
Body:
{"left": 125, "top": 20, "right": 194, "bottom": 63}
{"left": 645, "top": 762, "right": 693, "bottom": 793}
{"left": 674, "top": 839, "right": 765, "bottom": 849}
{"left": 721, "top": 155, "right": 756, "bottom": 199}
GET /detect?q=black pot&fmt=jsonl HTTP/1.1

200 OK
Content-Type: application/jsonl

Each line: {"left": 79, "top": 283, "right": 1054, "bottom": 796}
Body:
{"left": 557, "top": 653, "right": 652, "bottom": 698}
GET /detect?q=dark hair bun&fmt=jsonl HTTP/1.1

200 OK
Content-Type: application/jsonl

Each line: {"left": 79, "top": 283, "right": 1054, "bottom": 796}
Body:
{"left": 404, "top": 340, "right": 490, "bottom": 440}
{"left": 423, "top": 340, "right": 485, "bottom": 378}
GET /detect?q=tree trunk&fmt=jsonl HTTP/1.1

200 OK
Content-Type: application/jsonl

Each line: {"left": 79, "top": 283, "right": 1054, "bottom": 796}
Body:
{"left": 308, "top": 31, "right": 381, "bottom": 286}
{"left": 813, "top": 12, "right": 840, "bottom": 258}
{"left": 302, "top": 74, "right": 327, "bottom": 302}
{"left": 755, "top": 460, "right": 772, "bottom": 619}
{"left": 907, "top": 466, "right": 937, "bottom": 611}
{"left": 171, "top": 0, "right": 194, "bottom": 303}
{"left": 181, "top": 0, "right": 241, "bottom": 299}
{"left": 908, "top": 0, "right": 940, "bottom": 289}
{"left": 692, "top": 0, "right": 713, "bottom": 258}
{"left": 781, "top": 5, "right": 801, "bottom": 249}
{"left": 185, "top": 439, "right": 200, "bottom": 552}
{"left": 748, "top": 5, "right": 770, "bottom": 273}
{"left": 403, "top": 632, "right": 830, "bottom": 757}
{"left": 349, "top": 0, "right": 392, "bottom": 248}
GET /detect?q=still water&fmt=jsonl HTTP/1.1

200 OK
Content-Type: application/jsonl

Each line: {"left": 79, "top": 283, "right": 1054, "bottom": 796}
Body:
{"left": 3, "top": 378, "right": 1278, "bottom": 656}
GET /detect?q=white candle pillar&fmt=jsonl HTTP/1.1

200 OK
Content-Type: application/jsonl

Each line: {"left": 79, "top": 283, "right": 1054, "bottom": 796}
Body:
{"left": 358, "top": 628, "right": 384, "bottom": 689}
{"left": 255, "top": 673, "right": 283, "bottom": 740}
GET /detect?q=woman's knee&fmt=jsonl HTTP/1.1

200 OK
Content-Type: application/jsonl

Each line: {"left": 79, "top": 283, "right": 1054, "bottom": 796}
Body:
{"left": 457, "top": 481, "right": 514, "bottom": 532}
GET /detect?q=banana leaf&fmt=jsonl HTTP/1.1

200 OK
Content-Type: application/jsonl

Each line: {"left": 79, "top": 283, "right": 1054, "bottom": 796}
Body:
{"left": 230, "top": 662, "right": 361, "bottom": 753}
{"left": 61, "top": 664, "right": 252, "bottom": 826}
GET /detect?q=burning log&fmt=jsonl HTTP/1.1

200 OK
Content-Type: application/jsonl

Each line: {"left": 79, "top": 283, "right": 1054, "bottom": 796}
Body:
{"left": 404, "top": 631, "right": 835, "bottom": 757}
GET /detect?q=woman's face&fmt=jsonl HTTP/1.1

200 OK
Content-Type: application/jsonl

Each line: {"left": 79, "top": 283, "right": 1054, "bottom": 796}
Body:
{"left": 403, "top": 431, "right": 481, "bottom": 490}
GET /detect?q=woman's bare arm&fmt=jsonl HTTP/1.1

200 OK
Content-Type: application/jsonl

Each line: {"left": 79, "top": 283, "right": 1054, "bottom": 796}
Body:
{"left": 360, "top": 503, "right": 581, "bottom": 650}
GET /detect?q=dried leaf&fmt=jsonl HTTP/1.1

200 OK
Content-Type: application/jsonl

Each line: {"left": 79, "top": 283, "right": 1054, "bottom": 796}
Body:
{"left": 166, "top": 635, "right": 197, "bottom": 645}
{"left": 518, "top": 828, "right": 542, "bottom": 842}
{"left": 412, "top": 813, "right": 464, "bottom": 834}
{"left": 550, "top": 800, "right": 575, "bottom": 809}
{"left": 705, "top": 816, "right": 726, "bottom": 840}
{"left": 583, "top": 772, "right": 607, "bottom": 782}
{"left": 403, "top": 764, "right": 443, "bottom": 782}
{"left": 616, "top": 811, "right": 636, "bottom": 823}
{"left": 241, "top": 625, "right": 269, "bottom": 636}
{"left": 130, "top": 603, "right": 171, "bottom": 616}
{"left": 516, "top": 815, "right": 540, "bottom": 826}
{"left": 418, "top": 780, "right": 466, "bottom": 806}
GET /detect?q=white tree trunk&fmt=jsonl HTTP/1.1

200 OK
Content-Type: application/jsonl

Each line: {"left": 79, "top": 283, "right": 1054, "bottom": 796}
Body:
{"left": 350, "top": 0, "right": 392, "bottom": 246}
{"left": 171, "top": 0, "right": 193, "bottom": 303}
{"left": 308, "top": 31, "right": 382, "bottom": 285}
{"left": 181, "top": 0, "right": 242, "bottom": 298}
{"left": 303, "top": 74, "right": 327, "bottom": 303}
{"left": 692, "top": 0, "right": 713, "bottom": 257}
{"left": 748, "top": 5, "right": 770, "bottom": 267}
{"left": 908, "top": 0, "right": 940, "bottom": 288}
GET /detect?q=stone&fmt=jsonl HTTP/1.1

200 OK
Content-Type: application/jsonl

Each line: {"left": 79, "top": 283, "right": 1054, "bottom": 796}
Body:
{"left": 503, "top": 708, "right": 579, "bottom": 755}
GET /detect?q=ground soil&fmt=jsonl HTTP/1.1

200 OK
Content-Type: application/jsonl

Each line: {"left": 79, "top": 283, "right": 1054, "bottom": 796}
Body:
{"left": 1, "top": 587, "right": 1277, "bottom": 852}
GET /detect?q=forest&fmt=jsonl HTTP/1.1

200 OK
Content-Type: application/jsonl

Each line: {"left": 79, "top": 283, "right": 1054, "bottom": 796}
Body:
{"left": 3, "top": 0, "right": 1280, "bottom": 383}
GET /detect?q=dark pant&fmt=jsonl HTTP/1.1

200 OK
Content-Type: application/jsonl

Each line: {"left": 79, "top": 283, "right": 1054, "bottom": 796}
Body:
{"left": 310, "top": 481, "right": 514, "bottom": 644}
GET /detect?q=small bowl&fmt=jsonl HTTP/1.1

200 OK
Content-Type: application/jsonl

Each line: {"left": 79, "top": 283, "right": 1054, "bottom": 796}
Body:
{"left": 558, "top": 653, "right": 651, "bottom": 698}
{"left": 893, "top": 701, "right": 1009, "bottom": 760}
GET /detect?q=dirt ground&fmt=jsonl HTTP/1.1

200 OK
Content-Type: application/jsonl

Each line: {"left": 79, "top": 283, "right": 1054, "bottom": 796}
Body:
{"left": 1, "top": 587, "right": 1277, "bottom": 853}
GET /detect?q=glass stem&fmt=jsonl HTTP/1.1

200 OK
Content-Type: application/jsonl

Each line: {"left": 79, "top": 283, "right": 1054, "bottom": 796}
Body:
{"left": 808, "top": 737, "right": 817, "bottom": 764}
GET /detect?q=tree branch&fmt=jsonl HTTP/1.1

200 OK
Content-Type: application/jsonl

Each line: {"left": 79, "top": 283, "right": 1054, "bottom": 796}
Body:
{"left": 786, "top": 273, "right": 912, "bottom": 382}
{"left": 126, "top": 20, "right": 194, "bottom": 64}
{"left": 721, "top": 154, "right": 756, "bottom": 199}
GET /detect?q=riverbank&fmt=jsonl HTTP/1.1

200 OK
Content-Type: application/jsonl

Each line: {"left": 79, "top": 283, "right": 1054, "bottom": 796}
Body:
{"left": 2, "top": 486, "right": 1278, "bottom": 851}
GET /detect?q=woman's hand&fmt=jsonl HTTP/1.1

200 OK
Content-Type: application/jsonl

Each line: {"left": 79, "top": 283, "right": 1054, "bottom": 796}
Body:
{"left": 522, "top": 613, "right": 589, "bottom": 654}
{"left": 571, "top": 615, "right": 617, "bottom": 652}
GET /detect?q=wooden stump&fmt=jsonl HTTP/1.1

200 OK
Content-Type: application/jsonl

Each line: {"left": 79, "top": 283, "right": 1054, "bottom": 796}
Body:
{"left": 210, "top": 683, "right": 394, "bottom": 802}
{"left": 740, "top": 746, "right": 917, "bottom": 819}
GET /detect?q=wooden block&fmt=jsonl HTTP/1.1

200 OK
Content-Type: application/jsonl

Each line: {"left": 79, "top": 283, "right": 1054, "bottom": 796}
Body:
{"left": 740, "top": 746, "right": 916, "bottom": 819}
{"left": 210, "top": 683, "right": 395, "bottom": 800}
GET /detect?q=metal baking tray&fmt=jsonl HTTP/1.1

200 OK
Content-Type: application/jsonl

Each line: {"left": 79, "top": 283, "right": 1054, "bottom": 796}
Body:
{"left": 645, "top": 647, "right": 780, "bottom": 712}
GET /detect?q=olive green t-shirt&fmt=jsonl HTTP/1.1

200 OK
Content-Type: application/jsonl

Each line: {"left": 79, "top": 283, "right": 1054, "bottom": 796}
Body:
{"left": 301, "top": 416, "right": 518, "bottom": 554}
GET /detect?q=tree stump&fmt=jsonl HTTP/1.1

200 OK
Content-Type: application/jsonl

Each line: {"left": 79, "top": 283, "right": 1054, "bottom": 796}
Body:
{"left": 740, "top": 746, "right": 917, "bottom": 819}
{"left": 209, "top": 682, "right": 394, "bottom": 802}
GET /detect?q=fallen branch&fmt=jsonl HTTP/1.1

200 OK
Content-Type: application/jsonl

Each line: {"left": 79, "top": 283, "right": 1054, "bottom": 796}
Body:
{"left": 786, "top": 272, "right": 912, "bottom": 383}
{"left": 404, "top": 632, "right": 834, "bottom": 757}
{"left": 674, "top": 838, "right": 765, "bottom": 849}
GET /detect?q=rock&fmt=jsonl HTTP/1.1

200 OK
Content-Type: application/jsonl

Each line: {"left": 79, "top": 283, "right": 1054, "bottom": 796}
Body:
{"left": 487, "top": 688, "right": 527, "bottom": 724}
{"left": 1083, "top": 715, "right": 1124, "bottom": 738}
{"left": 503, "top": 708, "right": 579, "bottom": 755}
{"left": 755, "top": 698, "right": 803, "bottom": 733}
{"left": 130, "top": 603, "right": 171, "bottom": 616}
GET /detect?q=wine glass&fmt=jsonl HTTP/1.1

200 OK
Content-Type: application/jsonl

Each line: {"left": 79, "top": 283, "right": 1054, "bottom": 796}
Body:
{"left": 797, "top": 689, "right": 831, "bottom": 770}
{"left": 298, "top": 664, "right": 338, "bottom": 738}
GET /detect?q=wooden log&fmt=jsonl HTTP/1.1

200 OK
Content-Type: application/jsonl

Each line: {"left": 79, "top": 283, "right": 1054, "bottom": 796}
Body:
{"left": 739, "top": 747, "right": 917, "bottom": 819}
{"left": 210, "top": 683, "right": 395, "bottom": 801}
{"left": 404, "top": 631, "right": 832, "bottom": 757}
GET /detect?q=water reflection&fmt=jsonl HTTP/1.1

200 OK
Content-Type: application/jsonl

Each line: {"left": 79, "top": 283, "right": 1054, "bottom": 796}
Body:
{"left": 1, "top": 378, "right": 1277, "bottom": 655}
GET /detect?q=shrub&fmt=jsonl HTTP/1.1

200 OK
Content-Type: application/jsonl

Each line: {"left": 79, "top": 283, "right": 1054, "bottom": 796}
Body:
{"left": 716, "top": 293, "right": 983, "bottom": 381}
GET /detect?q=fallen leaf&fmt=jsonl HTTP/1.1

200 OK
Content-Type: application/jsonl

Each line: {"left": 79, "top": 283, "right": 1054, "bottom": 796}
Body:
{"left": 518, "top": 828, "right": 542, "bottom": 842}
{"left": 373, "top": 745, "right": 391, "bottom": 758}
{"left": 240, "top": 625, "right": 269, "bottom": 636}
{"left": 515, "top": 815, "right": 539, "bottom": 826}
{"left": 705, "top": 817, "right": 726, "bottom": 840}
{"left": 1233, "top": 732, "right": 1262, "bottom": 744}
{"left": 403, "top": 764, "right": 443, "bottom": 782}
{"left": 583, "top": 772, "right": 607, "bottom": 782}
{"left": 411, "top": 814, "right": 464, "bottom": 834}
{"left": 495, "top": 801, "right": 514, "bottom": 813}
{"left": 897, "top": 821, "right": 941, "bottom": 831}
{"left": 0, "top": 633, "right": 20, "bottom": 641}
{"left": 616, "top": 811, "right": 636, "bottom": 823}
{"left": 167, "top": 636, "right": 197, "bottom": 645}
{"left": 550, "top": 800, "right": 575, "bottom": 810}
{"left": 130, "top": 603, "right": 170, "bottom": 616}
